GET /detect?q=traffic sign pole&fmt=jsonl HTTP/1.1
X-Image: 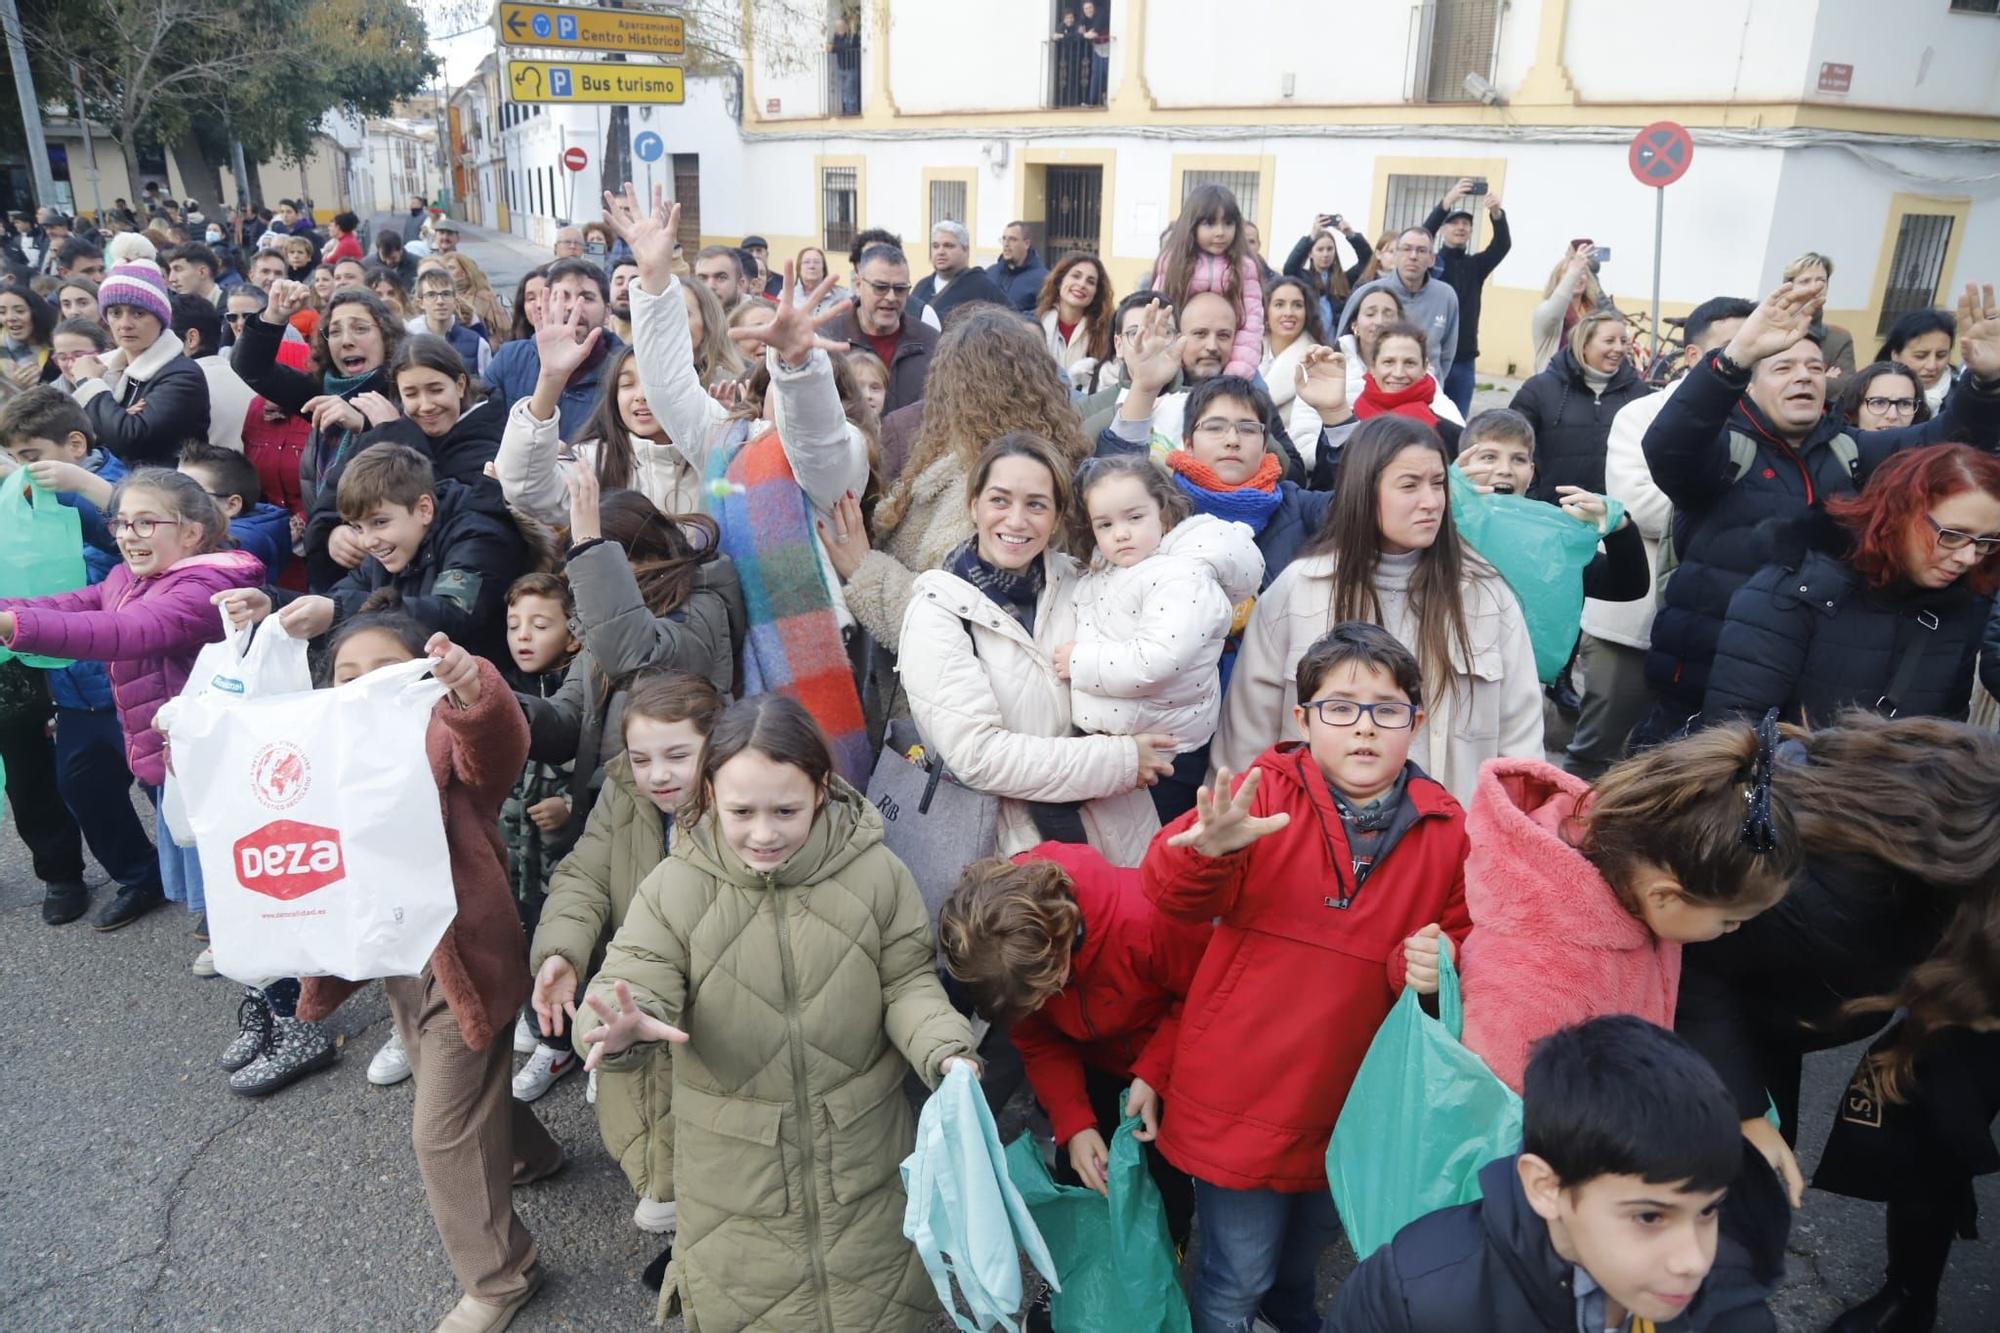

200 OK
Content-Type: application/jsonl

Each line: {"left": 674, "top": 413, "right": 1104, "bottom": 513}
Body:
{"left": 1651, "top": 187, "right": 1665, "bottom": 366}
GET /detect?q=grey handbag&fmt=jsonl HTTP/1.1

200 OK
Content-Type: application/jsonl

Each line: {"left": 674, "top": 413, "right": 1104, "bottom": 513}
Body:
{"left": 864, "top": 718, "right": 1000, "bottom": 921}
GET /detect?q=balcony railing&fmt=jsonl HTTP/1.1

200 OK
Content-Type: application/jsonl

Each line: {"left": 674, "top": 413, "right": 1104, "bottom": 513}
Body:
{"left": 1045, "top": 33, "right": 1109, "bottom": 110}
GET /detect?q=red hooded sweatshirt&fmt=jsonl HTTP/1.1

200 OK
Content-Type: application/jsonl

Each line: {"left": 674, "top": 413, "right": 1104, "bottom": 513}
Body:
{"left": 1143, "top": 743, "right": 1470, "bottom": 1192}
{"left": 1009, "top": 841, "right": 1213, "bottom": 1147}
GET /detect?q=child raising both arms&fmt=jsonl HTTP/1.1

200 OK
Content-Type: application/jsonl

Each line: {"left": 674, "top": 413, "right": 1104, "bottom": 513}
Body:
{"left": 1055, "top": 455, "right": 1264, "bottom": 815}
{"left": 1144, "top": 622, "right": 1470, "bottom": 1332}
{"left": 575, "top": 694, "right": 977, "bottom": 1332}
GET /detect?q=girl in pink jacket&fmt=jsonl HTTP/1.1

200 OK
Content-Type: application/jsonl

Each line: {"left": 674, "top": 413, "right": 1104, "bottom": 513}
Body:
{"left": 1152, "top": 183, "right": 1266, "bottom": 379}
{"left": 1457, "top": 716, "right": 1805, "bottom": 1093}
{"left": 0, "top": 467, "right": 266, "bottom": 926}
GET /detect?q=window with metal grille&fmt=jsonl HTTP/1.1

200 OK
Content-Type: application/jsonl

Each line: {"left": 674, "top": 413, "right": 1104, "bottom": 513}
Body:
{"left": 1382, "top": 173, "right": 1484, "bottom": 253}
{"left": 1877, "top": 213, "right": 1956, "bottom": 335}
{"left": 822, "top": 166, "right": 859, "bottom": 253}
{"left": 1410, "top": 0, "right": 1503, "bottom": 103}
{"left": 1181, "top": 170, "right": 1260, "bottom": 231}
{"left": 928, "top": 179, "right": 968, "bottom": 236}
{"left": 1948, "top": 0, "right": 1998, "bottom": 14}
{"left": 672, "top": 154, "right": 701, "bottom": 254}
{"left": 1037, "top": 165, "right": 1103, "bottom": 268}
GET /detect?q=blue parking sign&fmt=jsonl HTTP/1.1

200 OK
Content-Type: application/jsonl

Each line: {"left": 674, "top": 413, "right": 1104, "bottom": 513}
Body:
{"left": 550, "top": 67, "right": 572, "bottom": 98}
{"left": 556, "top": 13, "right": 577, "bottom": 40}
{"left": 634, "top": 132, "right": 664, "bottom": 162}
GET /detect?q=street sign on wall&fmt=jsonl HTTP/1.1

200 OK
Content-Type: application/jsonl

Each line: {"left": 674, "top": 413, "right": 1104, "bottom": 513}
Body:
{"left": 497, "top": 2, "right": 684, "bottom": 56}
{"left": 507, "top": 60, "right": 685, "bottom": 105}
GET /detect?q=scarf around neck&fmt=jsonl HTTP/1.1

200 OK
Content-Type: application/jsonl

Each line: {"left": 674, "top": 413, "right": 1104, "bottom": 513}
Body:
{"left": 948, "top": 538, "right": 1046, "bottom": 631}
{"left": 1165, "top": 449, "right": 1285, "bottom": 532}
{"left": 1355, "top": 373, "right": 1440, "bottom": 425}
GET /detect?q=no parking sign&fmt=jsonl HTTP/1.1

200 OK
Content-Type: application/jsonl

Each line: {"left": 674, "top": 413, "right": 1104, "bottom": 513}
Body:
{"left": 1630, "top": 121, "right": 1694, "bottom": 364}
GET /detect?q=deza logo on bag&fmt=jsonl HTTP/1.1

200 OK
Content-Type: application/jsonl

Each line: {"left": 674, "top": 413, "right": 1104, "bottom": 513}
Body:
{"left": 235, "top": 742, "right": 345, "bottom": 900}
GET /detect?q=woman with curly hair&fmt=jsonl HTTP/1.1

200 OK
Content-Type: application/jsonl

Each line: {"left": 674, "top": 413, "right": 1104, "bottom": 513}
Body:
{"left": 1034, "top": 251, "right": 1115, "bottom": 392}
{"left": 826, "top": 304, "right": 1090, "bottom": 653}
{"left": 1674, "top": 712, "right": 2000, "bottom": 1332}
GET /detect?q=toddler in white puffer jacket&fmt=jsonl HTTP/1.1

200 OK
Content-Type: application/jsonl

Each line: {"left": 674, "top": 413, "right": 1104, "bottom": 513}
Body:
{"left": 1053, "top": 455, "right": 1265, "bottom": 753}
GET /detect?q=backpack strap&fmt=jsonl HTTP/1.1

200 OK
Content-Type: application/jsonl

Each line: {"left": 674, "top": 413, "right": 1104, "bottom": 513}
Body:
{"left": 1877, "top": 606, "right": 1941, "bottom": 718}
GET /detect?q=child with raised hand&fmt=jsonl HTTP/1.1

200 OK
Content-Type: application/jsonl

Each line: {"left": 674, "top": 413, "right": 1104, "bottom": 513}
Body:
{"left": 495, "top": 572, "right": 584, "bottom": 1103}
{"left": 528, "top": 670, "right": 723, "bottom": 1274}
{"left": 1457, "top": 714, "right": 1804, "bottom": 1096}
{"left": 1143, "top": 621, "right": 1471, "bottom": 1332}
{"left": 1152, "top": 183, "right": 1265, "bottom": 380}
{"left": 1324, "top": 1015, "right": 1791, "bottom": 1332}
{"left": 1056, "top": 454, "right": 1264, "bottom": 815}
{"left": 575, "top": 693, "right": 976, "bottom": 1332}
{"left": 289, "top": 603, "right": 563, "bottom": 1329}
{"left": 0, "top": 388, "right": 163, "bottom": 929}
{"left": 938, "top": 840, "right": 1211, "bottom": 1246}
{"left": 0, "top": 466, "right": 265, "bottom": 930}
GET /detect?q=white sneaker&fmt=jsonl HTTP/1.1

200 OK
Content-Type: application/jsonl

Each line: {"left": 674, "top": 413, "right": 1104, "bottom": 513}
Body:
{"left": 513, "top": 1010, "right": 538, "bottom": 1056}
{"left": 511, "top": 1044, "right": 577, "bottom": 1102}
{"left": 586, "top": 1068, "right": 597, "bottom": 1105}
{"left": 191, "top": 946, "right": 217, "bottom": 978}
{"left": 633, "top": 1197, "right": 678, "bottom": 1235}
{"left": 367, "top": 1029, "right": 412, "bottom": 1086}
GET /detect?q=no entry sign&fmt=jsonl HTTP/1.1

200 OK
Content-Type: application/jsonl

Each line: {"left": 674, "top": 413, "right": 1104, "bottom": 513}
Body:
{"left": 1629, "top": 122, "right": 1694, "bottom": 189}
{"left": 562, "top": 146, "right": 589, "bottom": 173}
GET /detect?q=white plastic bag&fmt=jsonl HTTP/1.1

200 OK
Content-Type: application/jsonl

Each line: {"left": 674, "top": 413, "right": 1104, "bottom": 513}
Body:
{"left": 158, "top": 609, "right": 313, "bottom": 847}
{"left": 170, "top": 657, "right": 455, "bottom": 983}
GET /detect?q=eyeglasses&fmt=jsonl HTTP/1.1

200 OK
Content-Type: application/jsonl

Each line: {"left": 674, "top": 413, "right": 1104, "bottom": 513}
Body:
{"left": 225, "top": 312, "right": 249, "bottom": 325}
{"left": 1861, "top": 396, "right": 1919, "bottom": 417}
{"left": 1300, "top": 699, "right": 1417, "bottom": 729}
{"left": 109, "top": 516, "right": 181, "bottom": 538}
{"left": 1926, "top": 514, "right": 2000, "bottom": 556}
{"left": 1191, "top": 418, "right": 1267, "bottom": 443}
{"left": 857, "top": 278, "right": 912, "bottom": 298}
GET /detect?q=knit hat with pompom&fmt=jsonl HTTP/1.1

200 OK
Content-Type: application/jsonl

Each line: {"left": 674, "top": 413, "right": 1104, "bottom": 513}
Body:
{"left": 97, "top": 263, "right": 173, "bottom": 327}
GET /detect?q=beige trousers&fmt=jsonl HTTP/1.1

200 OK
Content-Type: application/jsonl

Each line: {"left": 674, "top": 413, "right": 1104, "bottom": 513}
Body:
{"left": 386, "top": 970, "right": 563, "bottom": 1302}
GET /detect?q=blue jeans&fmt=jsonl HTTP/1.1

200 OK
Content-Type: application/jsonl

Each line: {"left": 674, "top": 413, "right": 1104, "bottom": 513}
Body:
{"left": 1443, "top": 358, "right": 1476, "bottom": 421}
{"left": 54, "top": 707, "right": 162, "bottom": 895}
{"left": 147, "top": 785, "right": 206, "bottom": 914}
{"left": 1191, "top": 1180, "right": 1342, "bottom": 1333}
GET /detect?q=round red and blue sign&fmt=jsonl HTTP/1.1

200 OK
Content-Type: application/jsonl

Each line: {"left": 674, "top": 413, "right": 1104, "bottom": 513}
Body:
{"left": 1628, "top": 122, "right": 1694, "bottom": 189}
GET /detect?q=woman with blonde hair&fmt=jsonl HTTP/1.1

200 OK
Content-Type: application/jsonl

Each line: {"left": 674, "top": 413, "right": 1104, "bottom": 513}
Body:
{"left": 825, "top": 305, "right": 1092, "bottom": 653}
{"left": 1508, "top": 304, "right": 1652, "bottom": 497}
{"left": 1531, "top": 241, "right": 1609, "bottom": 373}
{"left": 1786, "top": 250, "right": 1855, "bottom": 375}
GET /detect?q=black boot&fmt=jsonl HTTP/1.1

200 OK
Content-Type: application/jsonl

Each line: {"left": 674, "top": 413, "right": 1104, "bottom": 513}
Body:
{"left": 91, "top": 884, "right": 165, "bottom": 931}
{"left": 1826, "top": 1284, "right": 1937, "bottom": 1333}
{"left": 228, "top": 1017, "right": 336, "bottom": 1096}
{"left": 41, "top": 880, "right": 89, "bottom": 925}
{"left": 219, "top": 991, "right": 274, "bottom": 1073}
{"left": 640, "top": 1239, "right": 674, "bottom": 1291}
{"left": 1827, "top": 1193, "right": 1953, "bottom": 1333}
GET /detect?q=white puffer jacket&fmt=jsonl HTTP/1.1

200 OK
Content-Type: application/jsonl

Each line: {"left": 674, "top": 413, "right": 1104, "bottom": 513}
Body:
{"left": 1069, "top": 514, "right": 1265, "bottom": 752}
{"left": 898, "top": 556, "right": 1161, "bottom": 866}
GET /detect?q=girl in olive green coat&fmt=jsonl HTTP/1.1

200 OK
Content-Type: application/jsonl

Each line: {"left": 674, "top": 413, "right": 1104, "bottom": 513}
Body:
{"left": 579, "top": 694, "right": 977, "bottom": 1333}
{"left": 530, "top": 671, "right": 723, "bottom": 1238}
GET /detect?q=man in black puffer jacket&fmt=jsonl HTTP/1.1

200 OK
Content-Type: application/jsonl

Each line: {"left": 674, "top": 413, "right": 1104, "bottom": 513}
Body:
{"left": 1325, "top": 1016, "right": 1790, "bottom": 1333}
{"left": 1639, "top": 279, "right": 2000, "bottom": 735}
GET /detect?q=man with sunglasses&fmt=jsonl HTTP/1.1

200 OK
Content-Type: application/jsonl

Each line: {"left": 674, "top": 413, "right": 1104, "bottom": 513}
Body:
{"left": 1636, "top": 277, "right": 2000, "bottom": 742}
{"left": 823, "top": 242, "right": 936, "bottom": 416}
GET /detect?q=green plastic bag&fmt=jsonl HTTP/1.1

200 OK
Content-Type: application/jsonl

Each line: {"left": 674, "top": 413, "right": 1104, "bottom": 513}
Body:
{"left": 1326, "top": 949, "right": 1523, "bottom": 1260}
{"left": 0, "top": 469, "right": 86, "bottom": 669}
{"left": 1448, "top": 466, "right": 1622, "bottom": 685}
{"left": 1005, "top": 1107, "right": 1192, "bottom": 1333}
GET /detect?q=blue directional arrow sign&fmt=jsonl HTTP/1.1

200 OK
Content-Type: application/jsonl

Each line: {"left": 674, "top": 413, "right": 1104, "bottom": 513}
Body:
{"left": 634, "top": 132, "right": 664, "bottom": 163}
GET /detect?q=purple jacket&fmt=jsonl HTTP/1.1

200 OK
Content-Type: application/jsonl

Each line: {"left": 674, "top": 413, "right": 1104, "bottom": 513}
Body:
{"left": 0, "top": 549, "right": 267, "bottom": 786}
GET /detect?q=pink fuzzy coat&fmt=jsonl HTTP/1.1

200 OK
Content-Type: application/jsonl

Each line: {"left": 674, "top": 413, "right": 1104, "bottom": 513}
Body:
{"left": 1151, "top": 250, "right": 1265, "bottom": 380}
{"left": 1457, "top": 757, "right": 1681, "bottom": 1094}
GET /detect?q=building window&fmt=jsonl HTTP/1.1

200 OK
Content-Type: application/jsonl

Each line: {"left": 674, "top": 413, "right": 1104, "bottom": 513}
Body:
{"left": 822, "top": 165, "right": 858, "bottom": 253}
{"left": 1036, "top": 164, "right": 1103, "bottom": 267}
{"left": 1181, "top": 170, "right": 1260, "bottom": 233}
{"left": 1382, "top": 172, "right": 1486, "bottom": 251}
{"left": 1048, "top": 0, "right": 1109, "bottom": 109}
{"left": 927, "top": 179, "right": 968, "bottom": 237}
{"left": 1877, "top": 212, "right": 1956, "bottom": 335}
{"left": 1410, "top": 0, "right": 1503, "bottom": 104}
{"left": 1948, "top": 0, "right": 1998, "bottom": 13}
{"left": 826, "top": 6, "right": 862, "bottom": 117}
{"left": 672, "top": 153, "right": 701, "bottom": 253}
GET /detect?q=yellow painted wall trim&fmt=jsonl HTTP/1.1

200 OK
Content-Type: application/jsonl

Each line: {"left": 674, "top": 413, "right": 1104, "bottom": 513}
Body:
{"left": 868, "top": 0, "right": 900, "bottom": 118}
{"left": 738, "top": 97, "right": 2000, "bottom": 143}
{"left": 1014, "top": 146, "right": 1119, "bottom": 263}
{"left": 813, "top": 153, "right": 869, "bottom": 257}
{"left": 1860, "top": 192, "right": 1971, "bottom": 346}
{"left": 1513, "top": 0, "right": 1578, "bottom": 107}
{"left": 1108, "top": 0, "right": 1155, "bottom": 114}
{"left": 1169, "top": 153, "right": 1276, "bottom": 251}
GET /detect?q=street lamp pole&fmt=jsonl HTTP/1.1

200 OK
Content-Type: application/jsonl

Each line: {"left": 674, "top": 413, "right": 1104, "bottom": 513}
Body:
{"left": 0, "top": 0, "right": 59, "bottom": 208}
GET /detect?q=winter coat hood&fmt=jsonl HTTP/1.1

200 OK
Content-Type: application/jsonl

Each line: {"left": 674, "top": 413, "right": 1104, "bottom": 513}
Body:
{"left": 1156, "top": 512, "right": 1266, "bottom": 603}
{"left": 228, "top": 502, "right": 295, "bottom": 584}
{"left": 1465, "top": 759, "right": 1643, "bottom": 951}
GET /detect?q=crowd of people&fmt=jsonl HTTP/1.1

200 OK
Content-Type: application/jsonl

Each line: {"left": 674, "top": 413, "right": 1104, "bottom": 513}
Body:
{"left": 1, "top": 172, "right": 1997, "bottom": 1333}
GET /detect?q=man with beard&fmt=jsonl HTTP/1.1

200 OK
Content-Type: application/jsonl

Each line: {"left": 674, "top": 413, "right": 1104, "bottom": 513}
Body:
{"left": 608, "top": 257, "right": 639, "bottom": 343}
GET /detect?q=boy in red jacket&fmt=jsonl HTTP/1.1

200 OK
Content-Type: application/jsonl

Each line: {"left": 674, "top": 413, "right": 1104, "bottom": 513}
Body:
{"left": 938, "top": 839, "right": 1211, "bottom": 1246}
{"left": 1145, "top": 622, "right": 1471, "bottom": 1333}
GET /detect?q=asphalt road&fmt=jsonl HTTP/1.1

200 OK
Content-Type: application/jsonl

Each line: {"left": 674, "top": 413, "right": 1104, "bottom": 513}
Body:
{"left": 0, "top": 223, "right": 1991, "bottom": 1330}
